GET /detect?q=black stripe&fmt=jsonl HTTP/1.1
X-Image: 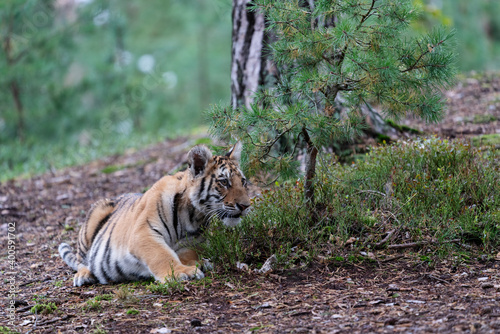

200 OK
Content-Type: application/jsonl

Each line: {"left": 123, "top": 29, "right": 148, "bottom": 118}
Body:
{"left": 204, "top": 176, "right": 215, "bottom": 202}
{"left": 78, "top": 248, "right": 87, "bottom": 262}
{"left": 172, "top": 193, "right": 182, "bottom": 239}
{"left": 60, "top": 249, "right": 72, "bottom": 259}
{"left": 206, "top": 194, "right": 221, "bottom": 200}
{"left": 76, "top": 241, "right": 87, "bottom": 265}
{"left": 115, "top": 261, "right": 125, "bottom": 278}
{"left": 100, "top": 218, "right": 119, "bottom": 283}
{"left": 188, "top": 204, "right": 195, "bottom": 223}
{"left": 198, "top": 177, "right": 206, "bottom": 198}
{"left": 148, "top": 220, "right": 164, "bottom": 238}
{"left": 90, "top": 213, "right": 111, "bottom": 245}
{"left": 89, "top": 214, "right": 115, "bottom": 276}
{"left": 157, "top": 202, "right": 173, "bottom": 241}
{"left": 78, "top": 238, "right": 88, "bottom": 251}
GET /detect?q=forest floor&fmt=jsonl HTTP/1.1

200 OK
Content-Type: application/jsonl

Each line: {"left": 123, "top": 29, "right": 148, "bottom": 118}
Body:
{"left": 1, "top": 74, "right": 500, "bottom": 333}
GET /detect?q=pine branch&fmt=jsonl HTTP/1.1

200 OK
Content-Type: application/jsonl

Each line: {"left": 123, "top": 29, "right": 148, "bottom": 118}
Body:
{"left": 401, "top": 39, "right": 447, "bottom": 73}
{"left": 358, "top": 0, "right": 378, "bottom": 28}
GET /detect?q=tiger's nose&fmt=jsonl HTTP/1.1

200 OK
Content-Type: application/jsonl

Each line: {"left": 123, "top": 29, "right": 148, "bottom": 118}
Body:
{"left": 236, "top": 203, "right": 250, "bottom": 212}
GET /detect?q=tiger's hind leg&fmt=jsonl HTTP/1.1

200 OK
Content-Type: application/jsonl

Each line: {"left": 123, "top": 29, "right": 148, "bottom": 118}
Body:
{"left": 77, "top": 198, "right": 115, "bottom": 263}
{"left": 73, "top": 265, "right": 97, "bottom": 287}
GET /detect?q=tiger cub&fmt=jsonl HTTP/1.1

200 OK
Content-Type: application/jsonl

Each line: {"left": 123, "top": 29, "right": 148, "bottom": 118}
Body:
{"left": 59, "top": 143, "right": 251, "bottom": 286}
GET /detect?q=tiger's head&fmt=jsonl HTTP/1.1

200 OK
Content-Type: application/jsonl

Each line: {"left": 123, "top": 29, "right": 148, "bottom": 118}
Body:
{"left": 187, "top": 142, "right": 251, "bottom": 227}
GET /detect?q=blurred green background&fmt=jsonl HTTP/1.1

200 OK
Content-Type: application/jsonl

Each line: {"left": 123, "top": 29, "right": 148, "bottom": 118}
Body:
{"left": 1, "top": 0, "right": 499, "bottom": 181}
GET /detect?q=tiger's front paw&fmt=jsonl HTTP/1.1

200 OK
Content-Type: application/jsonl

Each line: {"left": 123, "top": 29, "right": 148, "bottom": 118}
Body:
{"left": 162, "top": 265, "right": 204, "bottom": 282}
{"left": 176, "top": 264, "right": 205, "bottom": 281}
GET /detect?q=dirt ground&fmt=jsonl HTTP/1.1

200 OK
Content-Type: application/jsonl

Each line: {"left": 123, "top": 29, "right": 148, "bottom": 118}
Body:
{"left": 1, "top": 75, "right": 500, "bottom": 333}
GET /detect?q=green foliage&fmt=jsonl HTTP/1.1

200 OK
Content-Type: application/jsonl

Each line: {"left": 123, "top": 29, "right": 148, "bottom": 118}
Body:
{"left": 147, "top": 279, "right": 185, "bottom": 295}
{"left": 440, "top": 0, "right": 500, "bottom": 71}
{"left": 84, "top": 299, "right": 102, "bottom": 311}
{"left": 31, "top": 302, "right": 57, "bottom": 315}
{"left": 0, "top": 327, "right": 19, "bottom": 334}
{"left": 90, "top": 325, "right": 108, "bottom": 334}
{"left": 113, "top": 285, "right": 132, "bottom": 301}
{"left": 126, "top": 309, "right": 140, "bottom": 315}
{"left": 413, "top": 0, "right": 500, "bottom": 71}
{"left": 83, "top": 293, "right": 113, "bottom": 311}
{"left": 202, "top": 138, "right": 500, "bottom": 268}
{"left": 472, "top": 134, "right": 500, "bottom": 147}
{"left": 0, "top": 131, "right": 160, "bottom": 181}
{"left": 94, "top": 294, "right": 114, "bottom": 302}
{"left": 0, "top": 0, "right": 231, "bottom": 182}
{"left": 207, "top": 0, "right": 456, "bottom": 184}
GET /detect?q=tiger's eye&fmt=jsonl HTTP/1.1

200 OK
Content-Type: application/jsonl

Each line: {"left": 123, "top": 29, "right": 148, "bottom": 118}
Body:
{"left": 219, "top": 179, "right": 229, "bottom": 187}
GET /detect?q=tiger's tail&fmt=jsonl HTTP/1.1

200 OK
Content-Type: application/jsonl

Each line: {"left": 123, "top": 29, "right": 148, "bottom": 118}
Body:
{"left": 58, "top": 243, "right": 81, "bottom": 271}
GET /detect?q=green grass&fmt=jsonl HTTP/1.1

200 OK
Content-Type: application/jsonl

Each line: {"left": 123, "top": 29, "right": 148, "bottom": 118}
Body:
{"left": 0, "top": 127, "right": 209, "bottom": 183}
{"left": 0, "top": 132, "right": 162, "bottom": 182}
{"left": 83, "top": 293, "right": 116, "bottom": 312}
{"left": 0, "top": 327, "right": 19, "bottom": 334}
{"left": 472, "top": 114, "right": 497, "bottom": 124}
{"left": 126, "top": 309, "right": 140, "bottom": 315}
{"left": 30, "top": 302, "right": 57, "bottom": 315}
{"left": 202, "top": 137, "right": 500, "bottom": 270}
{"left": 147, "top": 279, "right": 185, "bottom": 295}
{"left": 94, "top": 294, "right": 114, "bottom": 302}
{"left": 84, "top": 299, "right": 102, "bottom": 311}
{"left": 472, "top": 134, "right": 500, "bottom": 147}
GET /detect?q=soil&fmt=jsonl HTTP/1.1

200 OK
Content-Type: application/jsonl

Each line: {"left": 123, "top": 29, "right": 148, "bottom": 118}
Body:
{"left": 1, "top": 75, "right": 500, "bottom": 333}
{"left": 402, "top": 73, "right": 500, "bottom": 139}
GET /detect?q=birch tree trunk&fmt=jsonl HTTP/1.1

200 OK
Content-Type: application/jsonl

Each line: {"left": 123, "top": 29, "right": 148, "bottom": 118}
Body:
{"left": 230, "top": 0, "right": 273, "bottom": 109}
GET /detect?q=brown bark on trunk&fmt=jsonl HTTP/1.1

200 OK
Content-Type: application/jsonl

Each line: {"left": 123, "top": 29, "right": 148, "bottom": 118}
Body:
{"left": 302, "top": 127, "right": 318, "bottom": 205}
{"left": 231, "top": 0, "right": 268, "bottom": 109}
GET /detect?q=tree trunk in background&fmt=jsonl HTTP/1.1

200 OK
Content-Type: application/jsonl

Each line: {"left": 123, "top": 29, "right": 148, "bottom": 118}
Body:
{"left": 10, "top": 80, "right": 25, "bottom": 142}
{"left": 4, "top": 15, "right": 25, "bottom": 142}
{"left": 197, "top": 0, "right": 209, "bottom": 109}
{"left": 231, "top": 0, "right": 271, "bottom": 109}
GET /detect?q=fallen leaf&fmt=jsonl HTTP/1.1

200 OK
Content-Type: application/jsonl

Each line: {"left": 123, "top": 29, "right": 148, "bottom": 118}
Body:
{"left": 255, "top": 255, "right": 277, "bottom": 274}
{"left": 236, "top": 262, "right": 249, "bottom": 271}
{"left": 406, "top": 300, "right": 425, "bottom": 304}
{"left": 150, "top": 328, "right": 171, "bottom": 334}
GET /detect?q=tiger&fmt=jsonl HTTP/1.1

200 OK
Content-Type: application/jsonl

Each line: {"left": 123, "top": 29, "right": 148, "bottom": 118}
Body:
{"left": 58, "top": 143, "right": 251, "bottom": 286}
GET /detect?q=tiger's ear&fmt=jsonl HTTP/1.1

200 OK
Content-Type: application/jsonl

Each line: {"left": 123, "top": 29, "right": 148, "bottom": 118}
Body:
{"left": 225, "top": 141, "right": 242, "bottom": 164}
{"left": 187, "top": 145, "right": 212, "bottom": 177}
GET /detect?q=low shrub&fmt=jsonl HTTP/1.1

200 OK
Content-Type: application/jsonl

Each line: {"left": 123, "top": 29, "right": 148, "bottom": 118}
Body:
{"left": 202, "top": 138, "right": 500, "bottom": 269}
